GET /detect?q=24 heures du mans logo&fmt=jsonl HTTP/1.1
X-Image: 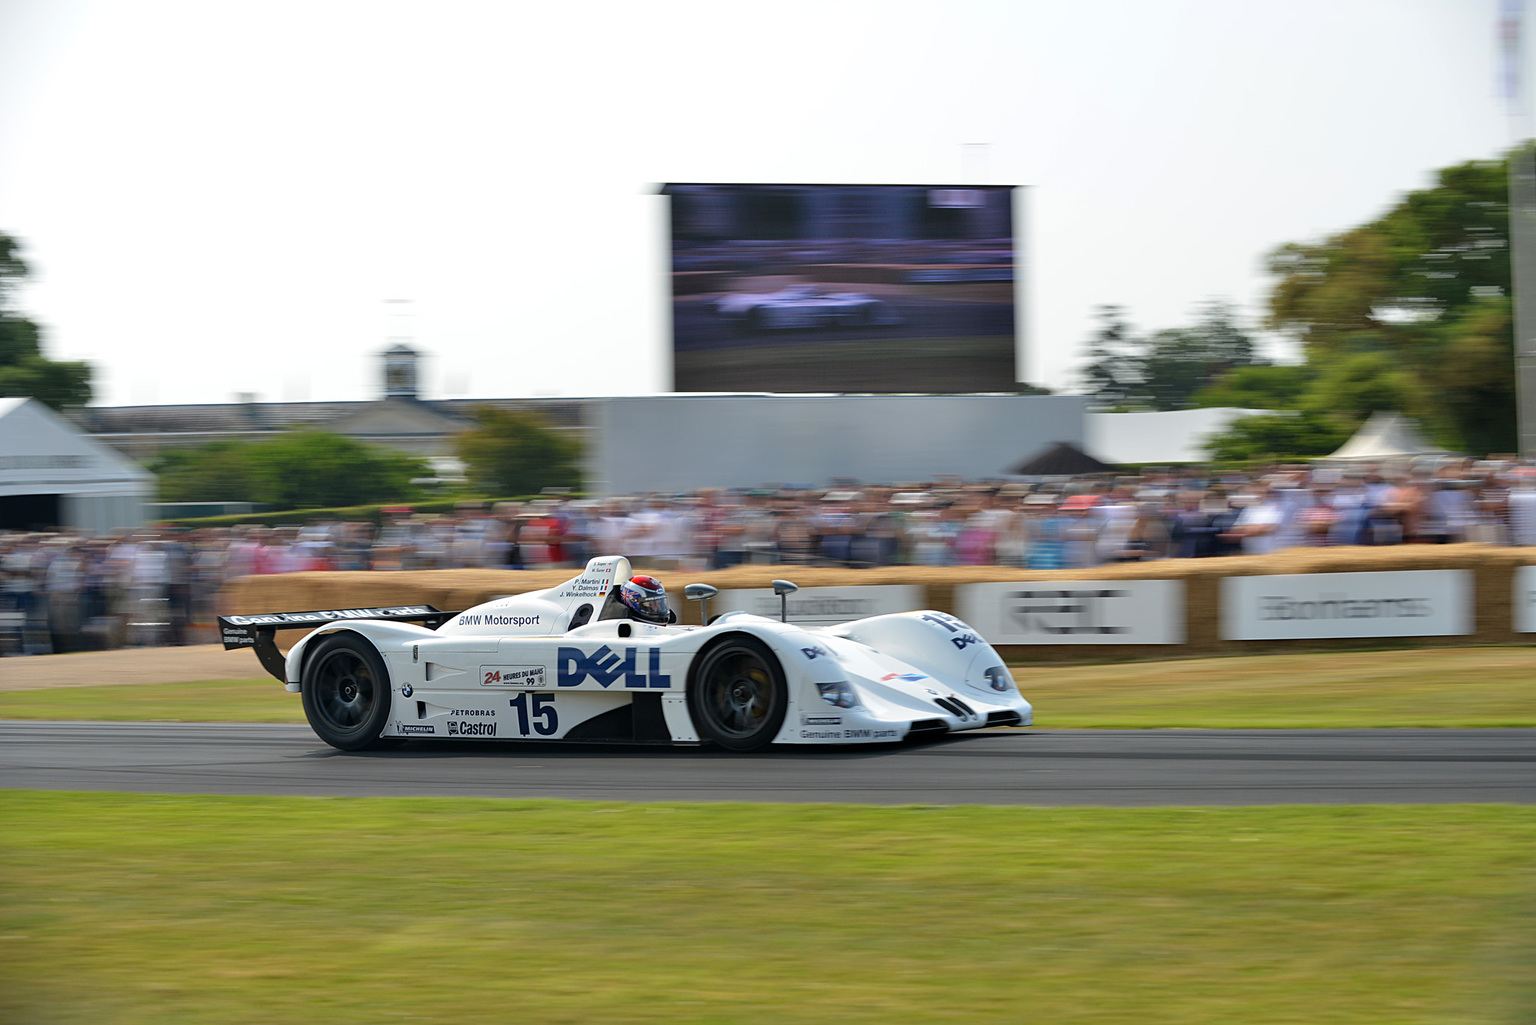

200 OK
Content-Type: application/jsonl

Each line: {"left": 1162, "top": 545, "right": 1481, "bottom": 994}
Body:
{"left": 557, "top": 646, "right": 672, "bottom": 688}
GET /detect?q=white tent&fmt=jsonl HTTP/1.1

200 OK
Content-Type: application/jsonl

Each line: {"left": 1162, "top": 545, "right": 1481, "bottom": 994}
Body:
{"left": 1326, "top": 412, "right": 1446, "bottom": 461}
{"left": 0, "top": 397, "right": 153, "bottom": 533}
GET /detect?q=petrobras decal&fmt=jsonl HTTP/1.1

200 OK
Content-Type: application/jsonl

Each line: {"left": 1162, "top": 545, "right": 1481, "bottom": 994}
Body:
{"left": 713, "top": 584, "right": 922, "bottom": 626}
{"left": 955, "top": 580, "right": 1185, "bottom": 645}
{"left": 557, "top": 645, "right": 672, "bottom": 688}
{"left": 1222, "top": 571, "right": 1471, "bottom": 640}
{"left": 447, "top": 720, "right": 498, "bottom": 737}
{"left": 480, "top": 665, "right": 548, "bottom": 688}
{"left": 223, "top": 606, "right": 436, "bottom": 627}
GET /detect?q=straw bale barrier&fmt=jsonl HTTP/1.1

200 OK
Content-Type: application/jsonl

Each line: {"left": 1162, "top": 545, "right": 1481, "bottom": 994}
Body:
{"left": 217, "top": 544, "right": 1536, "bottom": 663}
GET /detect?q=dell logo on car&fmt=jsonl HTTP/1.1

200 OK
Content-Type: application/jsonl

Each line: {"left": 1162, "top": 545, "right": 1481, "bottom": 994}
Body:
{"left": 557, "top": 645, "right": 672, "bottom": 689}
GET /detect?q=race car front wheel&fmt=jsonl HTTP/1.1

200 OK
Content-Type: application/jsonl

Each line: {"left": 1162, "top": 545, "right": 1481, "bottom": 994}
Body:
{"left": 689, "top": 636, "right": 787, "bottom": 752}
{"left": 301, "top": 633, "right": 393, "bottom": 751}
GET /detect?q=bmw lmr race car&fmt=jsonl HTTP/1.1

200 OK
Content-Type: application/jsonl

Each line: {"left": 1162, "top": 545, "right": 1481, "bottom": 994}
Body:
{"left": 218, "top": 556, "right": 1031, "bottom": 752}
{"left": 713, "top": 285, "right": 902, "bottom": 331}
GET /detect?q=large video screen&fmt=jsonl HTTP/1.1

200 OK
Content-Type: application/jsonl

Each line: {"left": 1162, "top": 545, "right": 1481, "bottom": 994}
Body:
{"left": 664, "top": 184, "right": 1019, "bottom": 393}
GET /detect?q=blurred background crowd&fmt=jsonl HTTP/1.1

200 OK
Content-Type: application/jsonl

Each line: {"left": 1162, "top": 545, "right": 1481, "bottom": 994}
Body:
{"left": 7, "top": 456, "right": 1536, "bottom": 657}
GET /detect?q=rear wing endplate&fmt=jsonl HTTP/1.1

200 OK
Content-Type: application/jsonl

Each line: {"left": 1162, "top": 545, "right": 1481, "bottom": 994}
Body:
{"left": 217, "top": 605, "right": 455, "bottom": 682}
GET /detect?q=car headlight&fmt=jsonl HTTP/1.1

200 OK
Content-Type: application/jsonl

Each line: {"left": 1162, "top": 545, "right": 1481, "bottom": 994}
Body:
{"left": 816, "top": 680, "right": 860, "bottom": 709}
{"left": 983, "top": 665, "right": 1015, "bottom": 693}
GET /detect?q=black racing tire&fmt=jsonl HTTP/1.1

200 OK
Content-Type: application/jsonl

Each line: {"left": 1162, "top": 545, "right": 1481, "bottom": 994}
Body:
{"left": 688, "top": 635, "right": 788, "bottom": 752}
{"left": 301, "top": 633, "right": 393, "bottom": 751}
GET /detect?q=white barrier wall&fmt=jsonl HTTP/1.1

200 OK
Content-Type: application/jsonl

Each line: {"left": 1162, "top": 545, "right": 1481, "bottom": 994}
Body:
{"left": 1512, "top": 566, "right": 1536, "bottom": 632}
{"left": 1221, "top": 571, "right": 1473, "bottom": 641}
{"left": 712, "top": 585, "right": 924, "bottom": 626}
{"left": 954, "top": 580, "right": 1185, "bottom": 644}
{"left": 587, "top": 394, "right": 1087, "bottom": 495}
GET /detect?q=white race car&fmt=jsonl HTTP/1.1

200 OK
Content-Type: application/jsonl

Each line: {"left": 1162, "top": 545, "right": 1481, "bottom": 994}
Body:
{"left": 713, "top": 285, "right": 901, "bottom": 331}
{"left": 218, "top": 556, "right": 1031, "bottom": 752}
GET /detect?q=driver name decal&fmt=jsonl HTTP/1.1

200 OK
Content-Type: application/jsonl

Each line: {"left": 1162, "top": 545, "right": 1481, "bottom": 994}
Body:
{"left": 557, "top": 645, "right": 672, "bottom": 689}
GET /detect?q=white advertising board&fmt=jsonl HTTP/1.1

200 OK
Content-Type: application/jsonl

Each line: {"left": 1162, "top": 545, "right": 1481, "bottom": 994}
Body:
{"left": 1221, "top": 570, "right": 1472, "bottom": 640}
{"left": 712, "top": 585, "right": 924, "bottom": 627}
{"left": 953, "top": 580, "right": 1185, "bottom": 645}
{"left": 1511, "top": 566, "right": 1536, "bottom": 632}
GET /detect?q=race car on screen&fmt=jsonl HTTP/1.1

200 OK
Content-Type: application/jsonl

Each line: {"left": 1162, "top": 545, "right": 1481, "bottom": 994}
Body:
{"left": 218, "top": 556, "right": 1031, "bottom": 752}
{"left": 713, "top": 285, "right": 902, "bottom": 331}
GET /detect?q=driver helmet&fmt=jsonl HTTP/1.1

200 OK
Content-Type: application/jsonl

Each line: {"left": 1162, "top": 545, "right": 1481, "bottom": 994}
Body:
{"left": 617, "top": 574, "right": 669, "bottom": 624}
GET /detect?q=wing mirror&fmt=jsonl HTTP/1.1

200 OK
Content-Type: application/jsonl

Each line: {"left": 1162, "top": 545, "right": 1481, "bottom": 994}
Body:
{"left": 772, "top": 579, "right": 799, "bottom": 623}
{"left": 684, "top": 583, "right": 719, "bottom": 625}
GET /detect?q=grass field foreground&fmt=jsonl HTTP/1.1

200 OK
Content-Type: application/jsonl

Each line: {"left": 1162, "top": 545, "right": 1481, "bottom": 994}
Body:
{"left": 2, "top": 793, "right": 1533, "bottom": 1024}
{"left": 2, "top": 646, "right": 1534, "bottom": 727}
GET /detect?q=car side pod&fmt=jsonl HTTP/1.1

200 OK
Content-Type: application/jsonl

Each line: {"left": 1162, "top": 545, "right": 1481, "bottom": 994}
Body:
{"left": 772, "top": 580, "right": 799, "bottom": 623}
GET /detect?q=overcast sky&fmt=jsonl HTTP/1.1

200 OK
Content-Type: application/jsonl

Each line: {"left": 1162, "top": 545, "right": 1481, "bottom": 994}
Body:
{"left": 0, "top": 0, "right": 1520, "bottom": 408}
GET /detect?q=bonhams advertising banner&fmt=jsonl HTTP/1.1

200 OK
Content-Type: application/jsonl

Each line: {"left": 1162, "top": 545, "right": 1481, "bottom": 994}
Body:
{"left": 954, "top": 580, "right": 1185, "bottom": 645}
{"left": 1221, "top": 570, "right": 1472, "bottom": 640}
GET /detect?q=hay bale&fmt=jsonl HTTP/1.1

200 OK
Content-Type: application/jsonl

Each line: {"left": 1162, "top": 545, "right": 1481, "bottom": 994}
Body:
{"left": 215, "top": 545, "right": 1536, "bottom": 663}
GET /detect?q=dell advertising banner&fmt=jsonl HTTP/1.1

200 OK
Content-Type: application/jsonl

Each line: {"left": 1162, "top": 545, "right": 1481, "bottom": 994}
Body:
{"left": 1222, "top": 570, "right": 1472, "bottom": 640}
{"left": 712, "top": 585, "right": 924, "bottom": 627}
{"left": 954, "top": 580, "right": 1185, "bottom": 645}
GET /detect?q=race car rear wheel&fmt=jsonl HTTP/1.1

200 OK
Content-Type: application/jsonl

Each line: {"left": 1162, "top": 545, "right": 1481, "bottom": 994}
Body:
{"left": 301, "top": 633, "right": 392, "bottom": 751}
{"left": 689, "top": 636, "right": 787, "bottom": 752}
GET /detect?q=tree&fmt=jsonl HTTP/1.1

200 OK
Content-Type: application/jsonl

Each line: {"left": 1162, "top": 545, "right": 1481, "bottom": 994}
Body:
{"left": 150, "top": 431, "right": 430, "bottom": 510}
{"left": 0, "top": 232, "right": 92, "bottom": 410}
{"left": 1079, "top": 306, "right": 1146, "bottom": 409}
{"left": 1203, "top": 410, "right": 1349, "bottom": 463}
{"left": 455, "top": 407, "right": 582, "bottom": 497}
{"left": 1192, "top": 363, "right": 1314, "bottom": 410}
{"left": 1264, "top": 156, "right": 1514, "bottom": 452}
{"left": 1080, "top": 301, "right": 1265, "bottom": 410}
{"left": 1301, "top": 351, "right": 1432, "bottom": 425}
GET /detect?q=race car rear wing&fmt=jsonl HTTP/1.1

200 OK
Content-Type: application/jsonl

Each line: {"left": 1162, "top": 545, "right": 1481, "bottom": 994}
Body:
{"left": 217, "top": 605, "right": 455, "bottom": 682}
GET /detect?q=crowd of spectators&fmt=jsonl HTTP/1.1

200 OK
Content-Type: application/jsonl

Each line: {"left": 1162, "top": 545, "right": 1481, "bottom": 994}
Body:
{"left": 6, "top": 457, "right": 1536, "bottom": 656}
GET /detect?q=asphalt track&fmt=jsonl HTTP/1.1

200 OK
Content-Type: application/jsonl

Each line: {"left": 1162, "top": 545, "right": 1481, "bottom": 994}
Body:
{"left": 3, "top": 722, "right": 1533, "bottom": 805}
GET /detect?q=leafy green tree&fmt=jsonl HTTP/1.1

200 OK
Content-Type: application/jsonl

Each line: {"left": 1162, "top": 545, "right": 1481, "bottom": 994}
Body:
{"left": 1264, "top": 156, "right": 1514, "bottom": 452}
{"left": 1203, "top": 410, "right": 1349, "bottom": 463}
{"left": 0, "top": 232, "right": 92, "bottom": 410}
{"left": 150, "top": 431, "right": 429, "bottom": 510}
{"left": 1192, "top": 363, "right": 1314, "bottom": 409}
{"left": 1301, "top": 351, "right": 1432, "bottom": 425}
{"left": 456, "top": 407, "right": 582, "bottom": 497}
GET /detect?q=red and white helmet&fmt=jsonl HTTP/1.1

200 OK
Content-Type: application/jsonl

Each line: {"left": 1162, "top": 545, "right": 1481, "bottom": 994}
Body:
{"left": 617, "top": 574, "right": 670, "bottom": 624}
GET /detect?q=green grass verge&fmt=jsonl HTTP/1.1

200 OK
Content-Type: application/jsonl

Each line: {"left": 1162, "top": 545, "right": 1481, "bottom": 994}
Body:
{"left": 0, "top": 679, "right": 307, "bottom": 723}
{"left": 3, "top": 647, "right": 1534, "bottom": 727}
{"left": 1, "top": 793, "right": 1532, "bottom": 1024}
{"left": 1023, "top": 647, "right": 1536, "bottom": 728}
